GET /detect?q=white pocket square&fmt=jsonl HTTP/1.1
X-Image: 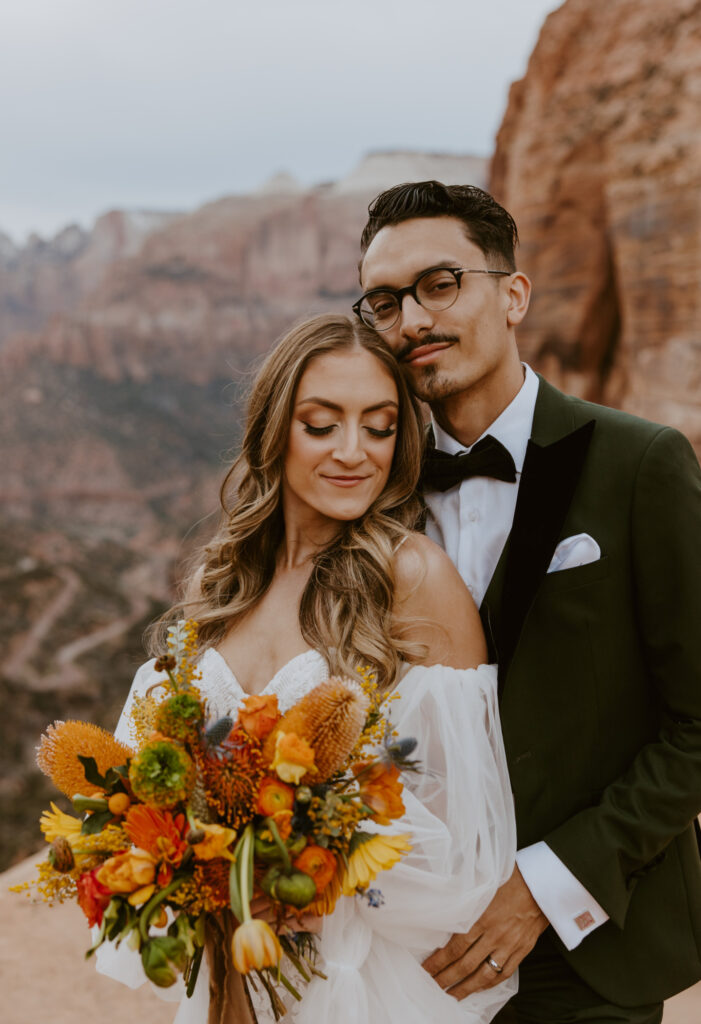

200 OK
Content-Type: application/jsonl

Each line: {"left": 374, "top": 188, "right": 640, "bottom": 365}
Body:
{"left": 547, "top": 533, "right": 601, "bottom": 573}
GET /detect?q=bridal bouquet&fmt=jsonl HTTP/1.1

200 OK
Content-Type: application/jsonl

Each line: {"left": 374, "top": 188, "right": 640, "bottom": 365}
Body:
{"left": 15, "top": 621, "right": 415, "bottom": 1017}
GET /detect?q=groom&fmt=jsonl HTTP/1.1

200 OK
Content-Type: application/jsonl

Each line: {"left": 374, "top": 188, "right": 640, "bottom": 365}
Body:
{"left": 353, "top": 181, "right": 701, "bottom": 1022}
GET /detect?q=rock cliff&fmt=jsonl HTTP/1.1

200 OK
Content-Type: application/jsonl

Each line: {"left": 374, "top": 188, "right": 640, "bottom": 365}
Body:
{"left": 491, "top": 0, "right": 701, "bottom": 449}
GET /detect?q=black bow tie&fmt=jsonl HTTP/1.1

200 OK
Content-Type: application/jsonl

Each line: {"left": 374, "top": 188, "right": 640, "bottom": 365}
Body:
{"left": 421, "top": 434, "right": 517, "bottom": 493}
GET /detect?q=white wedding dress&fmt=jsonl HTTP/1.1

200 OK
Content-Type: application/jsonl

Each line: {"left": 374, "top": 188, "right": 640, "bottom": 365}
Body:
{"left": 97, "top": 648, "right": 517, "bottom": 1023}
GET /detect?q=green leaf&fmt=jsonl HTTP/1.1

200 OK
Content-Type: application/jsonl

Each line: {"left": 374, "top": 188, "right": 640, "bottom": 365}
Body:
{"left": 81, "top": 809, "right": 114, "bottom": 834}
{"left": 77, "top": 754, "right": 108, "bottom": 788}
{"left": 229, "top": 856, "right": 243, "bottom": 922}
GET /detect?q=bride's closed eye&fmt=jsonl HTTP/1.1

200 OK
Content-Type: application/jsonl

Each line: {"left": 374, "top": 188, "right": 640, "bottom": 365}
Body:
{"left": 302, "top": 422, "right": 396, "bottom": 439}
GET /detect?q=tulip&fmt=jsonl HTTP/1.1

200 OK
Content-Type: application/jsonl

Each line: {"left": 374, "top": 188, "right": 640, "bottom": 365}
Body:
{"left": 231, "top": 919, "right": 282, "bottom": 974}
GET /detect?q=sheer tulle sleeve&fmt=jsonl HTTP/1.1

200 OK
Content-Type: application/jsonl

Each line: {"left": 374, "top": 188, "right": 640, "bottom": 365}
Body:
{"left": 293, "top": 663, "right": 517, "bottom": 1024}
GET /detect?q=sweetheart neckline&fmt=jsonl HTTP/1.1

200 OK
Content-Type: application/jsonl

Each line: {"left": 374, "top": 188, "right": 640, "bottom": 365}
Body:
{"left": 202, "top": 647, "right": 326, "bottom": 698}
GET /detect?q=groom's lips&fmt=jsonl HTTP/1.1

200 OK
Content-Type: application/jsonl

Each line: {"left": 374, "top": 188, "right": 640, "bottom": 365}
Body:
{"left": 403, "top": 341, "right": 454, "bottom": 366}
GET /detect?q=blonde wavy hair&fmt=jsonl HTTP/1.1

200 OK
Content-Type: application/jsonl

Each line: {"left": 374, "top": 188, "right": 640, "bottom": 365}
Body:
{"left": 152, "top": 314, "right": 425, "bottom": 690}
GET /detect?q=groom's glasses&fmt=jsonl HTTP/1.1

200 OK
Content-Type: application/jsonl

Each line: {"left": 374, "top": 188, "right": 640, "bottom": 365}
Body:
{"left": 352, "top": 266, "right": 510, "bottom": 331}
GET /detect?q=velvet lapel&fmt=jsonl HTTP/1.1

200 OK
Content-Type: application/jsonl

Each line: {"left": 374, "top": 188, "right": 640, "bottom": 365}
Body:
{"left": 496, "top": 379, "right": 596, "bottom": 692}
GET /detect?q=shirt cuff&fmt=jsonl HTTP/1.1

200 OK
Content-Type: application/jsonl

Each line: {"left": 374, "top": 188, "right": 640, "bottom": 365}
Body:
{"left": 516, "top": 842, "right": 609, "bottom": 950}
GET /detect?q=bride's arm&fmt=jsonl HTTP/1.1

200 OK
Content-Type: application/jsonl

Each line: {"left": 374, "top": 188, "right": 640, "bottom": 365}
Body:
{"left": 393, "top": 533, "right": 487, "bottom": 670}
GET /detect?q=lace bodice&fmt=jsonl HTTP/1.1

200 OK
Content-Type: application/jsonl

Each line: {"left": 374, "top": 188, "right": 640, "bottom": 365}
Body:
{"left": 197, "top": 647, "right": 330, "bottom": 719}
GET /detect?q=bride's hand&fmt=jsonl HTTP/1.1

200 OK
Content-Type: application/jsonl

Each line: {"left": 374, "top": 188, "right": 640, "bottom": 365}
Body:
{"left": 249, "top": 893, "right": 323, "bottom": 935}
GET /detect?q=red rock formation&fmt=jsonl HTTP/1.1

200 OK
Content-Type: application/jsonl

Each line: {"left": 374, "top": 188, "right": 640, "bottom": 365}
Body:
{"left": 491, "top": 0, "right": 701, "bottom": 449}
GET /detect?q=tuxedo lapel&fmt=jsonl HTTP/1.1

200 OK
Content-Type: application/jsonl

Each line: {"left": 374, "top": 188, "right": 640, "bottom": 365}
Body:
{"left": 496, "top": 380, "right": 596, "bottom": 691}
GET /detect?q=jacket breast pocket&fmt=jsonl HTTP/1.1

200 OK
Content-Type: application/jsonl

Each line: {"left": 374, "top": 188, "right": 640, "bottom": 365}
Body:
{"left": 540, "top": 554, "right": 610, "bottom": 594}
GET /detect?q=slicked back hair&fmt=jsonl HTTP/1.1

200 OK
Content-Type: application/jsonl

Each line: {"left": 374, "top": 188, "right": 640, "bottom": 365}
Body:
{"left": 359, "top": 180, "right": 519, "bottom": 273}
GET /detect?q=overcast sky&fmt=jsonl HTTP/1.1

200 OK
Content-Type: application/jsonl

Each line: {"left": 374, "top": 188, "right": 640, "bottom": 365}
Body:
{"left": 0, "top": 0, "right": 560, "bottom": 242}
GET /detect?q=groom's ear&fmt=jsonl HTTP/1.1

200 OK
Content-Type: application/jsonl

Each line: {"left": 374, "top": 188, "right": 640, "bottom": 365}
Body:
{"left": 505, "top": 272, "right": 531, "bottom": 327}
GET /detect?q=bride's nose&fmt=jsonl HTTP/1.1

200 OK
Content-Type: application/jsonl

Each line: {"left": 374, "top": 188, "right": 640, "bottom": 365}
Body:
{"left": 332, "top": 424, "right": 365, "bottom": 466}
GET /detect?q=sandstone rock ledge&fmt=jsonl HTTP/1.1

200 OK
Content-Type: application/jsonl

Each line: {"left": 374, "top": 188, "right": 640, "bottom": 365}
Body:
{"left": 2, "top": 854, "right": 699, "bottom": 1022}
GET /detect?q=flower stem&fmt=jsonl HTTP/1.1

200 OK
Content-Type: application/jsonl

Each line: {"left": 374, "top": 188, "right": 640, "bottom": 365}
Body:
{"left": 239, "top": 824, "right": 254, "bottom": 922}
{"left": 264, "top": 817, "right": 292, "bottom": 874}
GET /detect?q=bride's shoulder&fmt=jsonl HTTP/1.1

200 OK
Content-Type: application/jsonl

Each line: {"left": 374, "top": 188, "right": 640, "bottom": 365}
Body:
{"left": 394, "top": 532, "right": 470, "bottom": 605}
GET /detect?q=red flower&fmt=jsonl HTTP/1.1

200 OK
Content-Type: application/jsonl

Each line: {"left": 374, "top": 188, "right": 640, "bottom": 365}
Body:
{"left": 76, "top": 868, "right": 112, "bottom": 927}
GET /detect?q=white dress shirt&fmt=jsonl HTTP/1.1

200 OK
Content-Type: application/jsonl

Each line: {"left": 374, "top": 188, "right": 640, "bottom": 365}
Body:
{"left": 424, "top": 364, "right": 609, "bottom": 950}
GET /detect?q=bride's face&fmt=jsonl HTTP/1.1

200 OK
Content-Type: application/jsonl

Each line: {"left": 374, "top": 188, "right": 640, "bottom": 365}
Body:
{"left": 283, "top": 347, "right": 399, "bottom": 525}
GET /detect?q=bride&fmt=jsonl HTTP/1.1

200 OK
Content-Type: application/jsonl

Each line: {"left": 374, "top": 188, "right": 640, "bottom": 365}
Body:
{"left": 98, "top": 313, "right": 517, "bottom": 1022}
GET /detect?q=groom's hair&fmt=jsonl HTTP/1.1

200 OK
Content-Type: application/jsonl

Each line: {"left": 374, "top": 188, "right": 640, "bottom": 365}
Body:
{"left": 359, "top": 180, "right": 519, "bottom": 273}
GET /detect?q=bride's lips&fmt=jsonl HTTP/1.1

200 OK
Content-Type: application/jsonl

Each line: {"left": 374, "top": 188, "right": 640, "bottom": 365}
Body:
{"left": 403, "top": 341, "right": 453, "bottom": 367}
{"left": 322, "top": 475, "right": 371, "bottom": 488}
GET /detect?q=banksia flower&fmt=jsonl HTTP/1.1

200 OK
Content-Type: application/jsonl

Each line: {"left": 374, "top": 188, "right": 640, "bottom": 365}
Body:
{"left": 262, "top": 677, "right": 370, "bottom": 782}
{"left": 155, "top": 693, "right": 204, "bottom": 745}
{"left": 129, "top": 739, "right": 195, "bottom": 808}
{"left": 37, "top": 721, "right": 133, "bottom": 798}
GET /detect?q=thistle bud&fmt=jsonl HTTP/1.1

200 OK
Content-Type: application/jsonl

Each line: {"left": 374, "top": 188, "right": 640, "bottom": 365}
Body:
{"left": 48, "top": 836, "right": 75, "bottom": 872}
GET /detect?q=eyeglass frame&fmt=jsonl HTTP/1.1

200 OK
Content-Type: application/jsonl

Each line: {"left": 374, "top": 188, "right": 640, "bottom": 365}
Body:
{"left": 352, "top": 265, "right": 511, "bottom": 331}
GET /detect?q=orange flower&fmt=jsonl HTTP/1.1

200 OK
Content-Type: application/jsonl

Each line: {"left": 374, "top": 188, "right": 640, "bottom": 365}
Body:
{"left": 293, "top": 845, "right": 337, "bottom": 894}
{"left": 238, "top": 694, "right": 280, "bottom": 740}
{"left": 271, "top": 732, "right": 317, "bottom": 785}
{"left": 231, "top": 919, "right": 282, "bottom": 973}
{"left": 123, "top": 804, "right": 189, "bottom": 885}
{"left": 256, "top": 777, "right": 295, "bottom": 817}
{"left": 97, "top": 851, "right": 156, "bottom": 893}
{"left": 353, "top": 762, "right": 405, "bottom": 825}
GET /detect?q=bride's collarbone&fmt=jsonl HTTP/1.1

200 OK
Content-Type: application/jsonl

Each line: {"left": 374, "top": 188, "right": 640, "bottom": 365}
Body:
{"left": 216, "top": 610, "right": 310, "bottom": 696}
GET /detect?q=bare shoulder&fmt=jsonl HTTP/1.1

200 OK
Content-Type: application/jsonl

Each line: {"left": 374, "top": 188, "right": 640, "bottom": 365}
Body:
{"left": 394, "top": 532, "right": 467, "bottom": 602}
{"left": 393, "top": 533, "right": 487, "bottom": 669}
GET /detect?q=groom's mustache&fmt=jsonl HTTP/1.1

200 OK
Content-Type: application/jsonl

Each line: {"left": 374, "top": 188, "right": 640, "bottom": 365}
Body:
{"left": 395, "top": 333, "right": 460, "bottom": 364}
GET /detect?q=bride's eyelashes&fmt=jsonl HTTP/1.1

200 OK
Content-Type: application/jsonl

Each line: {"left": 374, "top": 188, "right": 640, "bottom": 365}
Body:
{"left": 301, "top": 422, "right": 397, "bottom": 439}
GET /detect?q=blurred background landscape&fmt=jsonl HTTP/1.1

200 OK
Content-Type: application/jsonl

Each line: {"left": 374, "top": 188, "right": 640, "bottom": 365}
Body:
{"left": 2, "top": 0, "right": 701, "bottom": 887}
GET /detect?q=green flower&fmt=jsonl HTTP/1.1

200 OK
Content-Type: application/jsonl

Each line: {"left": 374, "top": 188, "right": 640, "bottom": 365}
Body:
{"left": 129, "top": 740, "right": 195, "bottom": 808}
{"left": 155, "top": 693, "right": 204, "bottom": 745}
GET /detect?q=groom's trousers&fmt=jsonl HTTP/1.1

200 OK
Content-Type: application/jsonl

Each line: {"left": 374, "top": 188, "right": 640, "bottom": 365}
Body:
{"left": 491, "top": 930, "right": 663, "bottom": 1024}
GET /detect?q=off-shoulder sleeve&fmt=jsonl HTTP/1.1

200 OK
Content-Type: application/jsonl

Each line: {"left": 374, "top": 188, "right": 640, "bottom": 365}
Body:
{"left": 293, "top": 663, "right": 518, "bottom": 1024}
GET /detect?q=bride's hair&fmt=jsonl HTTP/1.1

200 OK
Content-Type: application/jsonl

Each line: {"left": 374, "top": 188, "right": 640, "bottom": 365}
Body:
{"left": 151, "top": 314, "right": 425, "bottom": 690}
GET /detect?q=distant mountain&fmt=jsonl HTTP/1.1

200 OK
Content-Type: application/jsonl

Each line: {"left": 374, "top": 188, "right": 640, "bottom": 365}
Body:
{"left": 0, "top": 150, "right": 487, "bottom": 870}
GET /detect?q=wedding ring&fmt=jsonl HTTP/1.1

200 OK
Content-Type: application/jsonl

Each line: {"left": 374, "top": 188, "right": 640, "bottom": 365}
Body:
{"left": 485, "top": 955, "right": 504, "bottom": 974}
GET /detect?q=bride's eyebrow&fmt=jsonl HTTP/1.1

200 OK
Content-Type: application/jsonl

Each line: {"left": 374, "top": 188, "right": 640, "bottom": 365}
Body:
{"left": 296, "top": 398, "right": 398, "bottom": 413}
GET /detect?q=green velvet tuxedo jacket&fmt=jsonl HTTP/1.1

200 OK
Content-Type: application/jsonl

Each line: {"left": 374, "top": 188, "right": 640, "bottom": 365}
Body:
{"left": 477, "top": 377, "right": 701, "bottom": 1005}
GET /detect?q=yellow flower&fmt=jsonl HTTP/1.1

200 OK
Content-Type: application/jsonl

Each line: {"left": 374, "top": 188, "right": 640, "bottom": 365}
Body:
{"left": 231, "top": 919, "right": 282, "bottom": 973}
{"left": 190, "top": 822, "right": 237, "bottom": 861}
{"left": 97, "top": 850, "right": 157, "bottom": 893}
{"left": 40, "top": 802, "right": 84, "bottom": 844}
{"left": 271, "top": 731, "right": 317, "bottom": 785}
{"left": 341, "top": 833, "right": 412, "bottom": 896}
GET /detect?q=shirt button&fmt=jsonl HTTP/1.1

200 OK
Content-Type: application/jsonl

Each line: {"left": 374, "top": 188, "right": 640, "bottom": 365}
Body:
{"left": 467, "top": 507, "right": 480, "bottom": 523}
{"left": 467, "top": 583, "right": 475, "bottom": 595}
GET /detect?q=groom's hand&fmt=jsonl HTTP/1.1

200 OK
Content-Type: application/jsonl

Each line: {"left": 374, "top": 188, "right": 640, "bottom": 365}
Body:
{"left": 422, "top": 865, "right": 548, "bottom": 999}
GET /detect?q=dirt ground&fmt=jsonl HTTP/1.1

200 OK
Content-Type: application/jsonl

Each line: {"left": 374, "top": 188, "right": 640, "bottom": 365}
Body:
{"left": 3, "top": 854, "right": 700, "bottom": 1023}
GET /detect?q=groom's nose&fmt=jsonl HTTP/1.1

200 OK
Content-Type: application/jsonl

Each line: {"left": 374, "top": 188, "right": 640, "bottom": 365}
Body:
{"left": 397, "top": 294, "right": 435, "bottom": 342}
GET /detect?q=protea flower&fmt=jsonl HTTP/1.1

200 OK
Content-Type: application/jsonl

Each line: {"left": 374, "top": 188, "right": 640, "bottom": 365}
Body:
{"left": 262, "top": 677, "right": 370, "bottom": 782}
{"left": 36, "top": 721, "right": 133, "bottom": 797}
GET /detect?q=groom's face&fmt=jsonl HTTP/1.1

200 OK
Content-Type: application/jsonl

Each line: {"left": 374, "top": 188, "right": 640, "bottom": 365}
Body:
{"left": 359, "top": 216, "right": 518, "bottom": 406}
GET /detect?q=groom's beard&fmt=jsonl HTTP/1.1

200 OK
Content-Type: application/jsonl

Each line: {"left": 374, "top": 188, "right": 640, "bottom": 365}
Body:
{"left": 396, "top": 332, "right": 461, "bottom": 402}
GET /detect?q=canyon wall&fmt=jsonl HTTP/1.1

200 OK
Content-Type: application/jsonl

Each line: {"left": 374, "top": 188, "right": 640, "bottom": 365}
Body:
{"left": 491, "top": 0, "right": 701, "bottom": 449}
